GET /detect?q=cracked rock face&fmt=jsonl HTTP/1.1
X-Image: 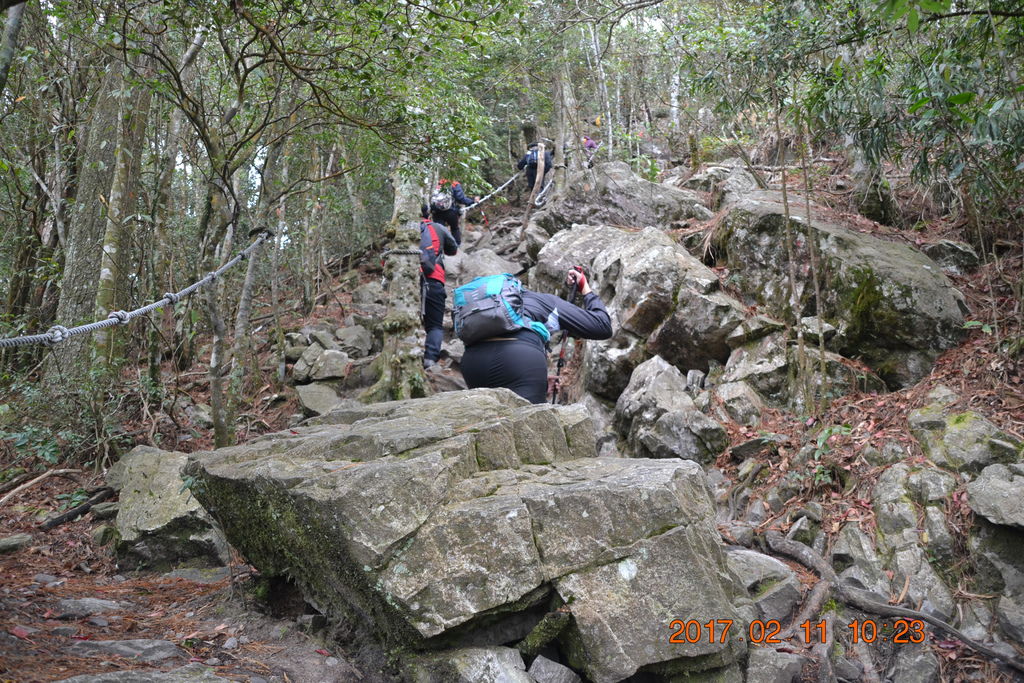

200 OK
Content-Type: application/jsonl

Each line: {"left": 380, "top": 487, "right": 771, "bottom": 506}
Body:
{"left": 181, "top": 388, "right": 747, "bottom": 681}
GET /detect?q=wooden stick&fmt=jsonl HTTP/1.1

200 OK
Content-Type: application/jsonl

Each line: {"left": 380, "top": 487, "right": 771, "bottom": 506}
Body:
{"left": 39, "top": 487, "right": 114, "bottom": 531}
{"left": 0, "top": 472, "right": 31, "bottom": 496}
{"left": 0, "top": 469, "right": 80, "bottom": 508}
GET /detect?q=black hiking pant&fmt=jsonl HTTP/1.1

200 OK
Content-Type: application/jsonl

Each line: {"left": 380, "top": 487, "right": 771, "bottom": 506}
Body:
{"left": 461, "top": 330, "right": 548, "bottom": 404}
{"left": 431, "top": 208, "right": 462, "bottom": 245}
{"left": 422, "top": 279, "right": 446, "bottom": 364}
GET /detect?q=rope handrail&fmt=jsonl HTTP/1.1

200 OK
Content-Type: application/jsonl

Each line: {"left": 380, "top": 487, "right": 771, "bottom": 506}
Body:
{"left": 0, "top": 231, "right": 272, "bottom": 349}
{"left": 534, "top": 176, "right": 556, "bottom": 205}
{"left": 460, "top": 171, "right": 522, "bottom": 213}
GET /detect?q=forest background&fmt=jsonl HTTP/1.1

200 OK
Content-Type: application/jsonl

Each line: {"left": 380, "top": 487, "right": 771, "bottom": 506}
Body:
{"left": 0, "top": 0, "right": 1021, "bottom": 468}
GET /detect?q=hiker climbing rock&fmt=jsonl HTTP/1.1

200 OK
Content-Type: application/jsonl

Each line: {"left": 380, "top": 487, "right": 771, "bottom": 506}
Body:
{"left": 456, "top": 267, "right": 612, "bottom": 404}
{"left": 428, "top": 178, "right": 477, "bottom": 246}
{"left": 517, "top": 142, "right": 554, "bottom": 195}
{"left": 582, "top": 135, "right": 599, "bottom": 167}
{"left": 419, "top": 207, "right": 458, "bottom": 370}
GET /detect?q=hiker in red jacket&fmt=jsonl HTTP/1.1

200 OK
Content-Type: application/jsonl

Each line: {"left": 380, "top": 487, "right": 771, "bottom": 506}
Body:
{"left": 419, "top": 207, "right": 459, "bottom": 369}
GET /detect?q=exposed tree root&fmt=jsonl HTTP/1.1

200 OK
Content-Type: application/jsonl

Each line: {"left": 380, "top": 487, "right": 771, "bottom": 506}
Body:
{"left": 765, "top": 530, "right": 1024, "bottom": 677}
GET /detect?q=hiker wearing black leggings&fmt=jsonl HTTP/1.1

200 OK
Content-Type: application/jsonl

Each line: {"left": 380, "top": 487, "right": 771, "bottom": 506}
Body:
{"left": 460, "top": 268, "right": 612, "bottom": 403}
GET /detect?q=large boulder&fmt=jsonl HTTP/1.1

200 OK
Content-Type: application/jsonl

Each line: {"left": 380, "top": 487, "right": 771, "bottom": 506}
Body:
{"left": 615, "top": 355, "right": 728, "bottom": 463}
{"left": 445, "top": 248, "right": 520, "bottom": 287}
{"left": 720, "top": 333, "right": 886, "bottom": 413}
{"left": 967, "top": 464, "right": 1024, "bottom": 529}
{"left": 182, "top": 389, "right": 748, "bottom": 681}
{"left": 714, "top": 192, "right": 968, "bottom": 386}
{"left": 909, "top": 402, "right": 1023, "bottom": 474}
{"left": 107, "top": 446, "right": 229, "bottom": 569}
{"left": 534, "top": 225, "right": 754, "bottom": 400}
{"left": 530, "top": 161, "right": 711, "bottom": 237}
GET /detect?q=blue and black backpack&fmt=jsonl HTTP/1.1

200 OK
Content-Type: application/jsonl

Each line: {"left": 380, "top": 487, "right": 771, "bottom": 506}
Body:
{"left": 452, "top": 274, "right": 551, "bottom": 345}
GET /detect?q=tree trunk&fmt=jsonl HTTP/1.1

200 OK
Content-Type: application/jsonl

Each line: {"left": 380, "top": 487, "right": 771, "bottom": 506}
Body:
{"left": 338, "top": 137, "right": 367, "bottom": 242}
{"left": 94, "top": 60, "right": 152, "bottom": 366}
{"left": 521, "top": 143, "right": 547, "bottom": 228}
{"left": 362, "top": 160, "right": 427, "bottom": 402}
{"left": 204, "top": 184, "right": 236, "bottom": 447}
{"left": 588, "top": 23, "right": 613, "bottom": 159}
{"left": 0, "top": 1, "right": 25, "bottom": 96}
{"left": 44, "top": 61, "right": 119, "bottom": 384}
{"left": 150, "top": 28, "right": 205, "bottom": 381}
{"left": 226, "top": 136, "right": 284, "bottom": 424}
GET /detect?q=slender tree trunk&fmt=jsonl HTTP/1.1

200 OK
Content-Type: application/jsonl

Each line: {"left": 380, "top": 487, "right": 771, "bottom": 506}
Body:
{"left": 338, "top": 137, "right": 367, "bottom": 241}
{"left": 150, "top": 28, "right": 205, "bottom": 380}
{"left": 226, "top": 136, "right": 284, "bottom": 423}
{"left": 0, "top": 1, "right": 25, "bottom": 96}
{"left": 204, "top": 184, "right": 235, "bottom": 447}
{"left": 522, "top": 143, "right": 547, "bottom": 228}
{"left": 95, "top": 61, "right": 152, "bottom": 365}
{"left": 561, "top": 57, "right": 582, "bottom": 173}
{"left": 588, "top": 23, "right": 613, "bottom": 159}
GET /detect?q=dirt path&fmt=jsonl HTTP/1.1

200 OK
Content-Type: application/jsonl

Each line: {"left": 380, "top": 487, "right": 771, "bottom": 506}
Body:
{"left": 0, "top": 474, "right": 371, "bottom": 683}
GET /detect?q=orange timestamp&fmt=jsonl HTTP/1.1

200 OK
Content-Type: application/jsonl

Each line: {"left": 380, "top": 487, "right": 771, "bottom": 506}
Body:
{"left": 668, "top": 618, "right": 927, "bottom": 645}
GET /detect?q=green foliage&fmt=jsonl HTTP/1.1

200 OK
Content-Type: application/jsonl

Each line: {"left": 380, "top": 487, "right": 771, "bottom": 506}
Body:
{"left": 964, "top": 320, "right": 994, "bottom": 335}
{"left": 811, "top": 424, "right": 852, "bottom": 487}
{"left": 56, "top": 488, "right": 91, "bottom": 511}
{"left": 0, "top": 424, "right": 71, "bottom": 467}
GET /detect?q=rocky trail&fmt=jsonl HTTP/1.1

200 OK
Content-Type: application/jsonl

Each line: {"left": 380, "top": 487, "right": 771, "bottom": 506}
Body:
{"left": 2, "top": 160, "right": 1023, "bottom": 683}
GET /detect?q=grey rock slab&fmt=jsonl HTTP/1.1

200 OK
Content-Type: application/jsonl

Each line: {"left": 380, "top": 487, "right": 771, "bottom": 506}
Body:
{"left": 922, "top": 239, "right": 979, "bottom": 275}
{"left": 713, "top": 381, "right": 767, "bottom": 426}
{"left": 745, "top": 647, "right": 806, "bottom": 683}
{"left": 66, "top": 638, "right": 187, "bottom": 663}
{"left": 885, "top": 642, "right": 940, "bottom": 683}
{"left": 716, "top": 192, "right": 967, "bottom": 387}
{"left": 528, "top": 655, "right": 582, "bottom": 683}
{"left": 0, "top": 533, "right": 33, "bottom": 554}
{"left": 910, "top": 406, "right": 1023, "bottom": 473}
{"left": 54, "top": 663, "right": 230, "bottom": 682}
{"left": 295, "top": 382, "right": 343, "bottom": 417}
{"left": 531, "top": 161, "right": 711, "bottom": 237}
{"left": 890, "top": 543, "right": 955, "bottom": 620}
{"left": 334, "top": 325, "right": 373, "bottom": 358}
{"left": 556, "top": 525, "right": 746, "bottom": 682}
{"left": 111, "top": 446, "right": 229, "bottom": 568}
{"left": 615, "top": 355, "right": 727, "bottom": 462}
{"left": 725, "top": 548, "right": 801, "bottom": 622}
{"left": 58, "top": 598, "right": 125, "bottom": 618}
{"left": 967, "top": 464, "right": 1024, "bottom": 529}
{"left": 906, "top": 468, "right": 956, "bottom": 504}
{"left": 412, "top": 646, "right": 532, "bottom": 683}
{"left": 309, "top": 349, "right": 352, "bottom": 381}
{"left": 831, "top": 522, "right": 891, "bottom": 602}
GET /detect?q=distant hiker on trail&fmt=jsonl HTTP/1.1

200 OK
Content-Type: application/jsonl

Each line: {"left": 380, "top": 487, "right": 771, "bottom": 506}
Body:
{"left": 517, "top": 142, "right": 554, "bottom": 194}
{"left": 457, "top": 267, "right": 612, "bottom": 404}
{"left": 582, "top": 135, "right": 599, "bottom": 166}
{"left": 428, "top": 178, "right": 477, "bottom": 246}
{"left": 419, "top": 206, "right": 459, "bottom": 370}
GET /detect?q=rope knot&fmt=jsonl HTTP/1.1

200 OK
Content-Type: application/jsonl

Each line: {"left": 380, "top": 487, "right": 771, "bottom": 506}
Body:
{"left": 163, "top": 292, "right": 180, "bottom": 305}
{"left": 45, "top": 325, "right": 70, "bottom": 346}
{"left": 206, "top": 271, "right": 218, "bottom": 282}
{"left": 107, "top": 310, "right": 130, "bottom": 325}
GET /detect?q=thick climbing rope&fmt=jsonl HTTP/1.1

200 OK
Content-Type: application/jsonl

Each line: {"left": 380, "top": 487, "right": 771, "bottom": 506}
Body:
{"left": 534, "top": 175, "right": 556, "bottom": 206}
{"left": 460, "top": 171, "right": 522, "bottom": 213}
{"left": 0, "top": 231, "right": 272, "bottom": 349}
